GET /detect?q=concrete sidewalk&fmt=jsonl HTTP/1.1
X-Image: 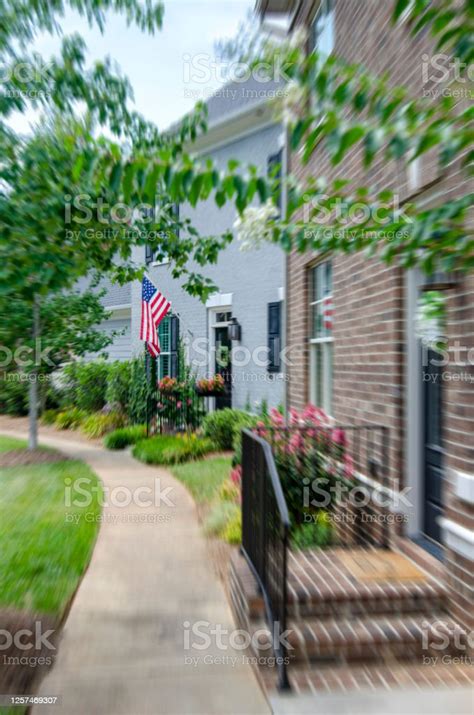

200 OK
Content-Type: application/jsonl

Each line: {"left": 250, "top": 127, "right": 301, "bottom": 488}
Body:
{"left": 0, "top": 420, "right": 270, "bottom": 715}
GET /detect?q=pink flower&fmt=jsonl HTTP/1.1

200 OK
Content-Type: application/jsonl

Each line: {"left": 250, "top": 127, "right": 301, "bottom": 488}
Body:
{"left": 177, "top": 401, "right": 182, "bottom": 409}
{"left": 302, "top": 404, "right": 328, "bottom": 425}
{"left": 288, "top": 432, "right": 304, "bottom": 454}
{"left": 289, "top": 407, "right": 300, "bottom": 426}
{"left": 269, "top": 408, "right": 284, "bottom": 427}
{"left": 332, "top": 428, "right": 347, "bottom": 446}
{"left": 231, "top": 465, "right": 242, "bottom": 485}
{"left": 187, "top": 398, "right": 192, "bottom": 405}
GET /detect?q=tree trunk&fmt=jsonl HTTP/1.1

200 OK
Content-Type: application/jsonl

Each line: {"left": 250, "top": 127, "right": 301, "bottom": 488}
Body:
{"left": 28, "top": 295, "right": 40, "bottom": 450}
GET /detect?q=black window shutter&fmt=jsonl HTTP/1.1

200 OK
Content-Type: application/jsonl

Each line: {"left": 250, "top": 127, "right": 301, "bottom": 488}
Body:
{"left": 268, "top": 302, "right": 281, "bottom": 373}
{"left": 145, "top": 243, "right": 153, "bottom": 264}
{"left": 267, "top": 149, "right": 283, "bottom": 217}
{"left": 169, "top": 315, "right": 180, "bottom": 378}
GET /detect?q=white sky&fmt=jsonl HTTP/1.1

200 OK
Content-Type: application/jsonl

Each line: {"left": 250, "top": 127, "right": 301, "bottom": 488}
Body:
{"left": 11, "top": 0, "right": 254, "bottom": 134}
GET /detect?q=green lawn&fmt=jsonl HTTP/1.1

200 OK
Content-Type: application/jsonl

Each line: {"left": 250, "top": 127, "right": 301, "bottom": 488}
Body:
{"left": 0, "top": 458, "right": 102, "bottom": 615}
{"left": 171, "top": 455, "right": 232, "bottom": 503}
{"left": 0, "top": 435, "right": 27, "bottom": 452}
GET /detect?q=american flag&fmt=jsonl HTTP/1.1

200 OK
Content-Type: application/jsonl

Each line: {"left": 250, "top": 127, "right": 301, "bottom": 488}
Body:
{"left": 140, "top": 275, "right": 171, "bottom": 357}
{"left": 323, "top": 296, "right": 333, "bottom": 331}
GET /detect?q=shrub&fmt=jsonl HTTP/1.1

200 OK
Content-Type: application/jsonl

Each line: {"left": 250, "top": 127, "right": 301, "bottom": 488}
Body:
{"left": 55, "top": 408, "right": 87, "bottom": 430}
{"left": 203, "top": 409, "right": 256, "bottom": 451}
{"left": 204, "top": 501, "right": 240, "bottom": 537}
{"left": 127, "top": 358, "right": 151, "bottom": 425}
{"left": 80, "top": 412, "right": 125, "bottom": 438}
{"left": 61, "top": 361, "right": 110, "bottom": 413}
{"left": 104, "top": 425, "right": 147, "bottom": 450}
{"left": 75, "top": 361, "right": 110, "bottom": 413}
{"left": 218, "top": 478, "right": 240, "bottom": 503}
{"left": 41, "top": 409, "right": 60, "bottom": 425}
{"left": 161, "top": 435, "right": 214, "bottom": 465}
{"left": 106, "top": 361, "right": 132, "bottom": 412}
{"left": 232, "top": 413, "right": 260, "bottom": 465}
{"left": 0, "top": 376, "right": 29, "bottom": 416}
{"left": 133, "top": 433, "right": 214, "bottom": 465}
{"left": 291, "top": 513, "right": 334, "bottom": 550}
{"left": 222, "top": 510, "right": 242, "bottom": 544}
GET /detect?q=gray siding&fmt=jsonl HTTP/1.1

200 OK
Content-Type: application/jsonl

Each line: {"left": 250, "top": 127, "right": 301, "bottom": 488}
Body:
{"left": 101, "top": 317, "right": 132, "bottom": 362}
{"left": 131, "top": 122, "right": 286, "bottom": 412}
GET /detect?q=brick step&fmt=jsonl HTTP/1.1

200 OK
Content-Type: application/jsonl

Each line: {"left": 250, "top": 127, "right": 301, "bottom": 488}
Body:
{"left": 260, "top": 660, "right": 474, "bottom": 694}
{"left": 250, "top": 615, "right": 469, "bottom": 666}
{"left": 230, "top": 549, "right": 448, "bottom": 621}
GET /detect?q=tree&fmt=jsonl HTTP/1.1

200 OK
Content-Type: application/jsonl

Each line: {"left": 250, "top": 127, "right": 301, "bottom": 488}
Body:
{"left": 217, "top": 1, "right": 473, "bottom": 275}
{"left": 0, "top": 0, "right": 164, "bottom": 447}
{"left": 0, "top": 288, "right": 116, "bottom": 414}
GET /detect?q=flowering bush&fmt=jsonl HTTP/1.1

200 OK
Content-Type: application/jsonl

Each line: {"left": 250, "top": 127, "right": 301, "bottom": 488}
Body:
{"left": 253, "top": 405, "right": 355, "bottom": 545}
{"left": 233, "top": 198, "right": 280, "bottom": 252}
{"left": 158, "top": 376, "right": 179, "bottom": 394}
{"left": 195, "top": 374, "right": 225, "bottom": 395}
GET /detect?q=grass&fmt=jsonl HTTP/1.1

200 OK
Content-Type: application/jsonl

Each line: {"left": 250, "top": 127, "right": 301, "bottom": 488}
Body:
{"left": 0, "top": 459, "right": 102, "bottom": 615}
{"left": 0, "top": 435, "right": 27, "bottom": 452}
{"left": 171, "top": 455, "right": 232, "bottom": 503}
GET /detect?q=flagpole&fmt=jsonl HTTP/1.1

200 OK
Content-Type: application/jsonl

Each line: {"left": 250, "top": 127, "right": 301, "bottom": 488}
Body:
{"left": 145, "top": 344, "right": 151, "bottom": 437}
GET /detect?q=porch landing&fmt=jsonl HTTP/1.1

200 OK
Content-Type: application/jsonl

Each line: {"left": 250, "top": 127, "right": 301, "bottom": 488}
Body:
{"left": 230, "top": 545, "right": 472, "bottom": 696}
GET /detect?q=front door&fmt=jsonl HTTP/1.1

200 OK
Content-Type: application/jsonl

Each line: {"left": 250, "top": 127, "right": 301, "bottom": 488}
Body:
{"left": 423, "top": 348, "right": 444, "bottom": 544}
{"left": 215, "top": 326, "right": 232, "bottom": 410}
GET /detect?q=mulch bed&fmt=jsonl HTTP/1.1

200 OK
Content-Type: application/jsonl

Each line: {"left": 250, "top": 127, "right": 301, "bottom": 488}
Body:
{"left": 0, "top": 449, "right": 71, "bottom": 468}
{"left": 0, "top": 609, "right": 59, "bottom": 695}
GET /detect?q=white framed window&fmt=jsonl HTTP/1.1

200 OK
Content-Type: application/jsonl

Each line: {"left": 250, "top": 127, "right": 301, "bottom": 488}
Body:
{"left": 311, "top": 0, "right": 335, "bottom": 59}
{"left": 309, "top": 260, "right": 333, "bottom": 414}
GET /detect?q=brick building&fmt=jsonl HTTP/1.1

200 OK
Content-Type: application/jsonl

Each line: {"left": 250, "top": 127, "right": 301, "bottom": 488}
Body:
{"left": 259, "top": 0, "right": 473, "bottom": 630}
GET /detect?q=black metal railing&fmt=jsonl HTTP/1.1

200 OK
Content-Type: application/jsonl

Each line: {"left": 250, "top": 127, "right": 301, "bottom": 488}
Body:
{"left": 241, "top": 429, "right": 291, "bottom": 691}
{"left": 264, "top": 424, "right": 390, "bottom": 549}
{"left": 147, "top": 389, "right": 207, "bottom": 436}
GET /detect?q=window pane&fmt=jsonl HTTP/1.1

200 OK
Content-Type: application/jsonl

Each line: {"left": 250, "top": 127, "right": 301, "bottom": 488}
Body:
{"left": 312, "top": 302, "right": 324, "bottom": 338}
{"left": 325, "top": 342, "right": 333, "bottom": 413}
{"left": 158, "top": 354, "right": 170, "bottom": 380}
{"left": 312, "top": 0, "right": 335, "bottom": 57}
{"left": 159, "top": 317, "right": 170, "bottom": 353}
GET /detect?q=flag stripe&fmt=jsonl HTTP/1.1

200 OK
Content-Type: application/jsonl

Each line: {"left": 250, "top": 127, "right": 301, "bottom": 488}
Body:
{"left": 140, "top": 275, "right": 171, "bottom": 358}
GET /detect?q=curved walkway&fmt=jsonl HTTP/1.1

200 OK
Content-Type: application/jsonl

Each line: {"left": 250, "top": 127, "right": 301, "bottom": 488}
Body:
{"left": 0, "top": 418, "right": 269, "bottom": 715}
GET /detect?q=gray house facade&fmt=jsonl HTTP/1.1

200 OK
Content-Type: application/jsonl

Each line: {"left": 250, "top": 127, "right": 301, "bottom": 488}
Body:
{"left": 106, "top": 80, "right": 287, "bottom": 412}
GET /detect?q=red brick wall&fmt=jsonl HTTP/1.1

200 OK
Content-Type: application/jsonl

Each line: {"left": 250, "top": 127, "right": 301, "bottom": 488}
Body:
{"left": 285, "top": 0, "right": 473, "bottom": 624}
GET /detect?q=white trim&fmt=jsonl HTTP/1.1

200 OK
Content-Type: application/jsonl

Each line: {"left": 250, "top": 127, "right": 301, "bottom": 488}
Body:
{"left": 194, "top": 119, "right": 278, "bottom": 157}
{"left": 452, "top": 469, "right": 474, "bottom": 505}
{"left": 404, "top": 270, "right": 423, "bottom": 536}
{"left": 206, "top": 292, "right": 233, "bottom": 309}
{"left": 105, "top": 303, "right": 131, "bottom": 312}
{"left": 439, "top": 518, "right": 474, "bottom": 561}
{"left": 207, "top": 303, "right": 232, "bottom": 411}
{"left": 151, "top": 258, "right": 170, "bottom": 267}
{"left": 278, "top": 286, "right": 285, "bottom": 302}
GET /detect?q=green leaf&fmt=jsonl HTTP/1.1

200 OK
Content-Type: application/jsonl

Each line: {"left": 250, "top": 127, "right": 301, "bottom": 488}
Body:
{"left": 291, "top": 118, "right": 312, "bottom": 150}
{"left": 256, "top": 177, "right": 269, "bottom": 203}
{"left": 302, "top": 124, "right": 324, "bottom": 164}
{"left": 332, "top": 126, "right": 365, "bottom": 165}
{"left": 122, "top": 162, "right": 136, "bottom": 202}
{"left": 189, "top": 174, "right": 204, "bottom": 206}
{"left": 393, "top": 0, "right": 410, "bottom": 22}
{"left": 109, "top": 163, "right": 122, "bottom": 193}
